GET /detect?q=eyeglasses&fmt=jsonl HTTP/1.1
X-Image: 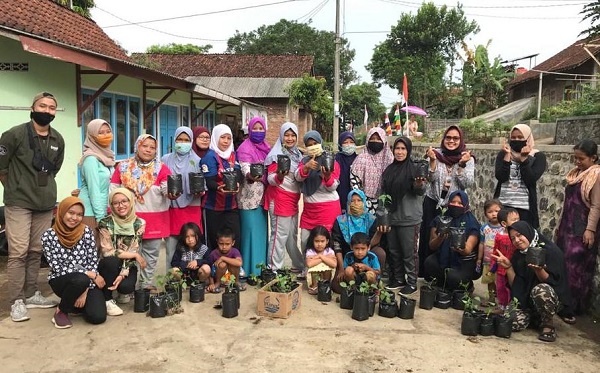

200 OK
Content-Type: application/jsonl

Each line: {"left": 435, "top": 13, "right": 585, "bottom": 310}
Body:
{"left": 444, "top": 136, "right": 461, "bottom": 142}
{"left": 197, "top": 135, "right": 210, "bottom": 140}
{"left": 111, "top": 200, "right": 129, "bottom": 207}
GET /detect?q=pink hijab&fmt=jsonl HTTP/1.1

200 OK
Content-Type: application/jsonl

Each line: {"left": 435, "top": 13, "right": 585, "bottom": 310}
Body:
{"left": 350, "top": 127, "right": 393, "bottom": 198}
{"left": 237, "top": 117, "right": 271, "bottom": 163}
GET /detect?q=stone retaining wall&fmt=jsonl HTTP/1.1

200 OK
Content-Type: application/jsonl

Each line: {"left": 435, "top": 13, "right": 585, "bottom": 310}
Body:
{"left": 555, "top": 115, "right": 600, "bottom": 145}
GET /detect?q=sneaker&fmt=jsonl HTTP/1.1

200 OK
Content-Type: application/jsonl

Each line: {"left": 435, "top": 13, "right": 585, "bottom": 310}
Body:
{"left": 51, "top": 310, "right": 72, "bottom": 329}
{"left": 10, "top": 300, "right": 30, "bottom": 322}
{"left": 25, "top": 291, "right": 58, "bottom": 309}
{"left": 399, "top": 285, "right": 417, "bottom": 296}
{"left": 116, "top": 293, "right": 131, "bottom": 304}
{"left": 385, "top": 281, "right": 403, "bottom": 290}
{"left": 106, "top": 299, "right": 123, "bottom": 316}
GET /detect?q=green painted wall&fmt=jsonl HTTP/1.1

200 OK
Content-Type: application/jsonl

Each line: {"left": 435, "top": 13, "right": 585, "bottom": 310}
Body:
{"left": 0, "top": 37, "right": 79, "bottom": 203}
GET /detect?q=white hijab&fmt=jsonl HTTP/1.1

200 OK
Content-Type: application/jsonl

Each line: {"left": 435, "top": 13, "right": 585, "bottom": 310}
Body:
{"left": 209, "top": 124, "right": 234, "bottom": 159}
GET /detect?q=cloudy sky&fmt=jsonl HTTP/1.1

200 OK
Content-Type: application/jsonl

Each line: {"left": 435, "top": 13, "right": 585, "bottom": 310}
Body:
{"left": 91, "top": 0, "right": 592, "bottom": 106}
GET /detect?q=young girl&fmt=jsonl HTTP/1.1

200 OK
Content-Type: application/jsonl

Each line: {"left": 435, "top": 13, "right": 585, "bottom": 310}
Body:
{"left": 477, "top": 199, "right": 503, "bottom": 305}
{"left": 305, "top": 225, "right": 337, "bottom": 295}
{"left": 170, "top": 222, "right": 210, "bottom": 285}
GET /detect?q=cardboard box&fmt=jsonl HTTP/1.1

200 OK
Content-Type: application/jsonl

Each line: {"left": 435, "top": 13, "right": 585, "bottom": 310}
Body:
{"left": 256, "top": 279, "right": 302, "bottom": 319}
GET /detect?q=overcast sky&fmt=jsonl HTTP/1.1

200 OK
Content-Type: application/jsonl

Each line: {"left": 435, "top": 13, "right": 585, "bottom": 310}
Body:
{"left": 91, "top": 0, "right": 592, "bottom": 107}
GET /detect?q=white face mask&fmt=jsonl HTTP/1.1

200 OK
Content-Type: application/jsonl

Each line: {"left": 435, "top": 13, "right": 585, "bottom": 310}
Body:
{"left": 341, "top": 144, "right": 356, "bottom": 155}
{"left": 306, "top": 143, "right": 323, "bottom": 157}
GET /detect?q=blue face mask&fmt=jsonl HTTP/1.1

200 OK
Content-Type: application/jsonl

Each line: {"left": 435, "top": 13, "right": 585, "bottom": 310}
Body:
{"left": 175, "top": 142, "right": 192, "bottom": 155}
{"left": 341, "top": 144, "right": 356, "bottom": 155}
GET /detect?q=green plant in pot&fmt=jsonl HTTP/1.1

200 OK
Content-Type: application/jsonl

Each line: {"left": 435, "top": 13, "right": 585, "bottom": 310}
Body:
{"left": 189, "top": 279, "right": 205, "bottom": 303}
{"left": 339, "top": 279, "right": 355, "bottom": 310}
{"left": 256, "top": 262, "right": 276, "bottom": 286}
{"left": 451, "top": 282, "right": 469, "bottom": 310}
{"left": 437, "top": 207, "right": 452, "bottom": 235}
{"left": 315, "top": 273, "right": 332, "bottom": 302}
{"left": 375, "top": 194, "right": 392, "bottom": 227}
{"left": 479, "top": 301, "right": 496, "bottom": 336}
{"left": 377, "top": 280, "right": 398, "bottom": 318}
{"left": 419, "top": 277, "right": 437, "bottom": 310}
{"left": 246, "top": 273, "right": 259, "bottom": 287}
{"left": 157, "top": 269, "right": 185, "bottom": 315}
{"left": 460, "top": 293, "right": 482, "bottom": 336}
{"left": 221, "top": 272, "right": 238, "bottom": 318}
{"left": 434, "top": 269, "right": 452, "bottom": 309}
{"left": 352, "top": 279, "right": 376, "bottom": 321}
{"left": 526, "top": 241, "right": 546, "bottom": 267}
{"left": 495, "top": 297, "right": 519, "bottom": 338}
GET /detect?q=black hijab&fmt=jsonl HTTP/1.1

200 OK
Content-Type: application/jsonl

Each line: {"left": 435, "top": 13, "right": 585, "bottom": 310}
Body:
{"left": 382, "top": 137, "right": 416, "bottom": 211}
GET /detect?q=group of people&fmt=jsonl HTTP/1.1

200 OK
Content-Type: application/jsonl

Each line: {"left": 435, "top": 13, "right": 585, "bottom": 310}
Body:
{"left": 0, "top": 93, "right": 597, "bottom": 343}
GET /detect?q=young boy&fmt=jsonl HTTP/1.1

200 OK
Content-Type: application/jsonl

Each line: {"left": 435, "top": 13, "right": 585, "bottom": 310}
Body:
{"left": 207, "top": 228, "right": 245, "bottom": 293}
{"left": 477, "top": 199, "right": 503, "bottom": 306}
{"left": 491, "top": 208, "right": 520, "bottom": 309}
{"left": 343, "top": 232, "right": 380, "bottom": 285}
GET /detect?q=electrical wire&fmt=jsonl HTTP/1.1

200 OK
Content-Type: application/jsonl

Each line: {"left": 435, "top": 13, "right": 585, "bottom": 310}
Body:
{"left": 296, "top": 0, "right": 329, "bottom": 23}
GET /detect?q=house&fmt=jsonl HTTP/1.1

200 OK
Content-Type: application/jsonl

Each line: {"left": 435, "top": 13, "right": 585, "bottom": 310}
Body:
{"left": 0, "top": 0, "right": 241, "bottom": 200}
{"left": 507, "top": 37, "right": 600, "bottom": 105}
{"left": 132, "top": 53, "right": 315, "bottom": 144}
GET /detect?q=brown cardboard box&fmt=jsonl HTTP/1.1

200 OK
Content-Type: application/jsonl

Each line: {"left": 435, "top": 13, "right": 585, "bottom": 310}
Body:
{"left": 256, "top": 279, "right": 302, "bottom": 318}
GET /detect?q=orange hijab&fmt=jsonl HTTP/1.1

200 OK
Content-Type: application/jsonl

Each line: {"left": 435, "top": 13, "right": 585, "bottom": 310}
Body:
{"left": 52, "top": 196, "right": 86, "bottom": 248}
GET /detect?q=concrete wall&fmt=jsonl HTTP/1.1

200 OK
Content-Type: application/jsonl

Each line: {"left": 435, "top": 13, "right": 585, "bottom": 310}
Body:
{"left": 244, "top": 98, "right": 311, "bottom": 146}
{"left": 409, "top": 142, "right": 574, "bottom": 239}
{"left": 555, "top": 115, "right": 600, "bottom": 145}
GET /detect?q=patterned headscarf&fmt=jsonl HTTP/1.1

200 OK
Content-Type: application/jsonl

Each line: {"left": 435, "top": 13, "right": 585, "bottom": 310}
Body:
{"left": 350, "top": 127, "right": 393, "bottom": 198}
{"left": 118, "top": 134, "right": 162, "bottom": 203}
{"left": 336, "top": 190, "right": 376, "bottom": 244}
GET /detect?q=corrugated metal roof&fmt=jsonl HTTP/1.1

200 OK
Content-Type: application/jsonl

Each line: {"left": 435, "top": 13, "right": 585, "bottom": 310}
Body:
{"left": 186, "top": 76, "right": 297, "bottom": 98}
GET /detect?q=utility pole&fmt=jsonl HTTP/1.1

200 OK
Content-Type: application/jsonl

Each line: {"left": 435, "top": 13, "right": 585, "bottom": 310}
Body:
{"left": 333, "top": 0, "right": 341, "bottom": 145}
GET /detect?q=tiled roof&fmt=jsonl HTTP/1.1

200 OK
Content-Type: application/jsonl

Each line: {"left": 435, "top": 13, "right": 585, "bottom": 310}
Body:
{"left": 131, "top": 54, "right": 314, "bottom": 78}
{"left": 0, "top": 0, "right": 129, "bottom": 61}
{"left": 509, "top": 37, "right": 600, "bottom": 87}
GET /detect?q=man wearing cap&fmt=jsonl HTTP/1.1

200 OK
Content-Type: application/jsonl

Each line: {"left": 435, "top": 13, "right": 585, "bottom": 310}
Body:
{"left": 0, "top": 92, "right": 64, "bottom": 322}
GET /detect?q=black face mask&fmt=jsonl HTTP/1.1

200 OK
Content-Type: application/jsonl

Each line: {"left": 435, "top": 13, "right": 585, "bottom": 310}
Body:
{"left": 446, "top": 205, "right": 465, "bottom": 219}
{"left": 509, "top": 140, "right": 527, "bottom": 153}
{"left": 367, "top": 141, "right": 384, "bottom": 153}
{"left": 30, "top": 111, "right": 55, "bottom": 126}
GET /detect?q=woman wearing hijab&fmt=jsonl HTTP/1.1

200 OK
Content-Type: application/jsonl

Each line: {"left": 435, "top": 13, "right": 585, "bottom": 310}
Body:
{"left": 296, "top": 130, "right": 341, "bottom": 251}
{"left": 42, "top": 197, "right": 107, "bottom": 329}
{"left": 200, "top": 124, "right": 242, "bottom": 250}
{"left": 419, "top": 125, "right": 474, "bottom": 276}
{"left": 556, "top": 139, "right": 600, "bottom": 320}
{"left": 97, "top": 188, "right": 146, "bottom": 316}
{"left": 110, "top": 134, "right": 171, "bottom": 290}
{"left": 424, "top": 190, "right": 481, "bottom": 292}
{"left": 264, "top": 122, "right": 304, "bottom": 271}
{"left": 350, "top": 127, "right": 393, "bottom": 214}
{"left": 78, "top": 119, "right": 115, "bottom": 241}
{"left": 330, "top": 189, "right": 387, "bottom": 293}
{"left": 237, "top": 117, "right": 271, "bottom": 276}
{"left": 162, "top": 126, "right": 203, "bottom": 270}
{"left": 494, "top": 123, "right": 546, "bottom": 229}
{"left": 381, "top": 137, "right": 427, "bottom": 295}
{"left": 192, "top": 126, "right": 210, "bottom": 159}
{"left": 335, "top": 131, "right": 358, "bottom": 212}
{"left": 492, "top": 221, "right": 573, "bottom": 342}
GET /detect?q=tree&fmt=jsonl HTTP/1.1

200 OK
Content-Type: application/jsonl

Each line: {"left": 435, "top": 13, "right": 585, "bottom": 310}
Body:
{"left": 287, "top": 75, "right": 333, "bottom": 139}
{"left": 580, "top": 1, "right": 600, "bottom": 39}
{"left": 54, "top": 0, "right": 95, "bottom": 18}
{"left": 341, "top": 83, "right": 386, "bottom": 127}
{"left": 367, "top": 2, "right": 478, "bottom": 109}
{"left": 226, "top": 19, "right": 357, "bottom": 92}
{"left": 146, "top": 43, "right": 213, "bottom": 54}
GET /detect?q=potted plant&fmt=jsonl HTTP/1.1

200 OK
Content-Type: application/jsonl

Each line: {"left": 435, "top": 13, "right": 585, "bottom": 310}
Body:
{"left": 339, "top": 280, "right": 355, "bottom": 310}
{"left": 277, "top": 154, "right": 291, "bottom": 174}
{"left": 351, "top": 280, "right": 374, "bottom": 321}
{"left": 246, "top": 273, "right": 259, "bottom": 287}
{"left": 320, "top": 151, "right": 335, "bottom": 172}
{"left": 414, "top": 159, "right": 429, "bottom": 178}
{"left": 437, "top": 208, "right": 452, "bottom": 235}
{"left": 221, "top": 273, "right": 238, "bottom": 318}
{"left": 316, "top": 274, "right": 332, "bottom": 302}
{"left": 494, "top": 297, "right": 519, "bottom": 338}
{"left": 419, "top": 278, "right": 437, "bottom": 310}
{"left": 250, "top": 163, "right": 265, "bottom": 178}
{"left": 256, "top": 262, "right": 276, "bottom": 285}
{"left": 163, "top": 269, "right": 185, "bottom": 311}
{"left": 526, "top": 241, "right": 546, "bottom": 267}
{"left": 460, "top": 293, "right": 481, "bottom": 336}
{"left": 167, "top": 174, "right": 183, "bottom": 195}
{"left": 451, "top": 282, "right": 469, "bottom": 310}
{"left": 222, "top": 170, "right": 238, "bottom": 192}
{"left": 368, "top": 287, "right": 378, "bottom": 317}
{"left": 479, "top": 302, "right": 496, "bottom": 336}
{"left": 398, "top": 295, "right": 417, "bottom": 320}
{"left": 375, "top": 194, "right": 392, "bottom": 227}
{"left": 188, "top": 172, "right": 205, "bottom": 194}
{"left": 434, "top": 269, "right": 451, "bottom": 309}
{"left": 133, "top": 288, "right": 151, "bottom": 313}
{"left": 377, "top": 281, "right": 398, "bottom": 318}
{"left": 189, "top": 279, "right": 205, "bottom": 303}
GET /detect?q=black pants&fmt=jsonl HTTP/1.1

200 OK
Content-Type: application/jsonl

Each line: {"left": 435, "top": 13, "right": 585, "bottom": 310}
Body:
{"left": 418, "top": 196, "right": 441, "bottom": 277}
{"left": 423, "top": 253, "right": 480, "bottom": 291}
{"left": 98, "top": 256, "right": 138, "bottom": 301}
{"left": 204, "top": 209, "right": 241, "bottom": 250}
{"left": 49, "top": 273, "right": 106, "bottom": 325}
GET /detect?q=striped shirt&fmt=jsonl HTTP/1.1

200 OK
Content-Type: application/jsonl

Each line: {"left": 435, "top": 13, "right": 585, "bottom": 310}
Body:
{"left": 498, "top": 161, "right": 530, "bottom": 210}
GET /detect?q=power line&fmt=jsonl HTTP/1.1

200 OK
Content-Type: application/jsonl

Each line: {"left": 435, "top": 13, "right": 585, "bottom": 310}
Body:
{"left": 296, "top": 0, "right": 329, "bottom": 23}
{"left": 376, "top": 0, "right": 586, "bottom": 8}
{"left": 102, "top": 0, "right": 309, "bottom": 28}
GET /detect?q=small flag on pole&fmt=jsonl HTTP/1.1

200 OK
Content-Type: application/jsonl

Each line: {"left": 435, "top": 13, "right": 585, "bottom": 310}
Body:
{"left": 363, "top": 104, "right": 368, "bottom": 126}
{"left": 394, "top": 104, "right": 401, "bottom": 134}
{"left": 402, "top": 73, "right": 409, "bottom": 105}
{"left": 384, "top": 113, "right": 390, "bottom": 126}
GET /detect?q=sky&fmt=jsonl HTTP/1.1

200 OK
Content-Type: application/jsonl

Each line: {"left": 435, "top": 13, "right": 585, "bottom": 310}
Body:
{"left": 90, "top": 0, "right": 592, "bottom": 107}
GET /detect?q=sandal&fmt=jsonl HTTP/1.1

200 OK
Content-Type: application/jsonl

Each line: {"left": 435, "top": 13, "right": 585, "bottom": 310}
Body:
{"left": 238, "top": 283, "right": 247, "bottom": 291}
{"left": 207, "top": 285, "right": 221, "bottom": 294}
{"left": 308, "top": 287, "right": 318, "bottom": 295}
{"left": 538, "top": 326, "right": 557, "bottom": 342}
{"left": 560, "top": 315, "right": 577, "bottom": 325}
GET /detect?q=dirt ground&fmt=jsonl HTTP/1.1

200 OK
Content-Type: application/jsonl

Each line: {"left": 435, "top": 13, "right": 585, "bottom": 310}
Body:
{"left": 0, "top": 255, "right": 599, "bottom": 372}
